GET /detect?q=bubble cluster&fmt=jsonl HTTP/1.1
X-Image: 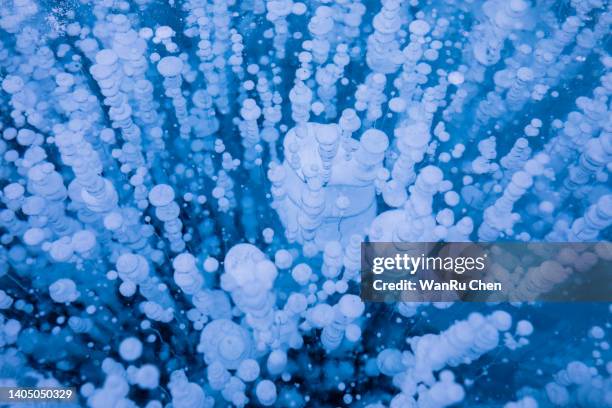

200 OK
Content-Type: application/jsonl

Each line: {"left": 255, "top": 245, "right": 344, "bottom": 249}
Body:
{"left": 0, "top": 0, "right": 610, "bottom": 406}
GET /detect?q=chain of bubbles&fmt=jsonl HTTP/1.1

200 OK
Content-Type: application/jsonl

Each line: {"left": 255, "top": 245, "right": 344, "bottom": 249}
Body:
{"left": 0, "top": 0, "right": 611, "bottom": 406}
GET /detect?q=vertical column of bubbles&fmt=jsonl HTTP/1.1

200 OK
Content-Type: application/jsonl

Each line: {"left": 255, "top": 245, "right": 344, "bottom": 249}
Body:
{"left": 210, "top": 0, "right": 231, "bottom": 114}
{"left": 480, "top": 152, "right": 550, "bottom": 241}
{"left": 461, "top": 1, "right": 529, "bottom": 129}
{"left": 265, "top": 0, "right": 293, "bottom": 59}
{"left": 187, "top": 5, "right": 226, "bottom": 138}
{"left": 2, "top": 75, "right": 28, "bottom": 129}
{"left": 221, "top": 244, "right": 278, "bottom": 351}
{"left": 320, "top": 294, "right": 364, "bottom": 352}
{"left": 472, "top": 90, "right": 505, "bottom": 135}
{"left": 567, "top": 12, "right": 612, "bottom": 79}
{"left": 213, "top": 167, "right": 237, "bottom": 213}
{"left": 404, "top": 166, "right": 446, "bottom": 242}
{"left": 133, "top": 78, "right": 164, "bottom": 154}
{"left": 338, "top": 108, "right": 361, "bottom": 160}
{"left": 239, "top": 98, "right": 262, "bottom": 169}
{"left": 321, "top": 128, "right": 388, "bottom": 246}
{"left": 124, "top": 17, "right": 165, "bottom": 158}
{"left": 289, "top": 67, "right": 313, "bottom": 130}
{"left": 90, "top": 49, "right": 144, "bottom": 173}
{"left": 321, "top": 241, "right": 343, "bottom": 282}
{"left": 552, "top": 72, "right": 611, "bottom": 195}
{"left": 578, "top": 76, "right": 610, "bottom": 132}
{"left": 505, "top": 67, "right": 535, "bottom": 112}
{"left": 274, "top": 291, "right": 305, "bottom": 351}
{"left": 129, "top": 167, "right": 150, "bottom": 211}
{"left": 228, "top": 30, "right": 245, "bottom": 80}
{"left": 172, "top": 252, "right": 204, "bottom": 296}
{"left": 546, "top": 113, "right": 593, "bottom": 174}
{"left": 534, "top": 16, "right": 582, "bottom": 88}
{"left": 84, "top": 359, "right": 140, "bottom": 407}
{"left": 366, "top": 0, "right": 403, "bottom": 75}
{"left": 238, "top": 193, "right": 258, "bottom": 244}
{"left": 191, "top": 89, "right": 219, "bottom": 144}
{"left": 267, "top": 163, "right": 288, "bottom": 226}
{"left": 102, "top": 206, "right": 158, "bottom": 260}
{"left": 1, "top": 183, "right": 22, "bottom": 214}
{"left": 188, "top": 284, "right": 232, "bottom": 330}
{"left": 470, "top": 136, "right": 498, "bottom": 175}
{"left": 258, "top": 78, "right": 282, "bottom": 162}
{"left": 388, "top": 122, "right": 431, "bottom": 199}
{"left": 29, "top": 46, "right": 57, "bottom": 128}
{"left": 340, "top": 234, "right": 362, "bottom": 281}
{"left": 419, "top": 73, "right": 449, "bottom": 129}
{"left": 355, "top": 73, "right": 387, "bottom": 125}
{"left": 53, "top": 73, "right": 104, "bottom": 141}
{"left": 110, "top": 15, "right": 148, "bottom": 88}
{"left": 370, "top": 165, "right": 445, "bottom": 242}
{"left": 443, "top": 71, "right": 470, "bottom": 122}
{"left": 205, "top": 360, "right": 230, "bottom": 394}
{"left": 307, "top": 6, "right": 334, "bottom": 67}
{"left": 394, "top": 19, "right": 430, "bottom": 105}
{"left": 468, "top": 0, "right": 532, "bottom": 82}
{"left": 199, "top": 322, "right": 251, "bottom": 405}
{"left": 500, "top": 138, "right": 532, "bottom": 175}
{"left": 116, "top": 252, "right": 150, "bottom": 297}
{"left": 561, "top": 118, "right": 611, "bottom": 199}
{"left": 23, "top": 163, "right": 79, "bottom": 238}
{"left": 6, "top": 127, "right": 41, "bottom": 175}
{"left": 185, "top": 0, "right": 212, "bottom": 90}
{"left": 315, "top": 122, "right": 339, "bottom": 184}
{"left": 316, "top": 43, "right": 350, "bottom": 120}
{"left": 486, "top": 67, "right": 531, "bottom": 131}
{"left": 53, "top": 120, "right": 118, "bottom": 219}
{"left": 115, "top": 253, "right": 176, "bottom": 322}
{"left": 564, "top": 195, "right": 612, "bottom": 242}
{"left": 0, "top": 309, "right": 20, "bottom": 348}
{"left": 157, "top": 56, "right": 191, "bottom": 139}
{"left": 148, "top": 184, "right": 186, "bottom": 253}
{"left": 0, "top": 185, "right": 27, "bottom": 242}
{"left": 354, "top": 128, "right": 389, "bottom": 181}
{"left": 334, "top": 0, "right": 366, "bottom": 46}
{"left": 508, "top": 255, "right": 576, "bottom": 301}
{"left": 297, "top": 164, "right": 325, "bottom": 256}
